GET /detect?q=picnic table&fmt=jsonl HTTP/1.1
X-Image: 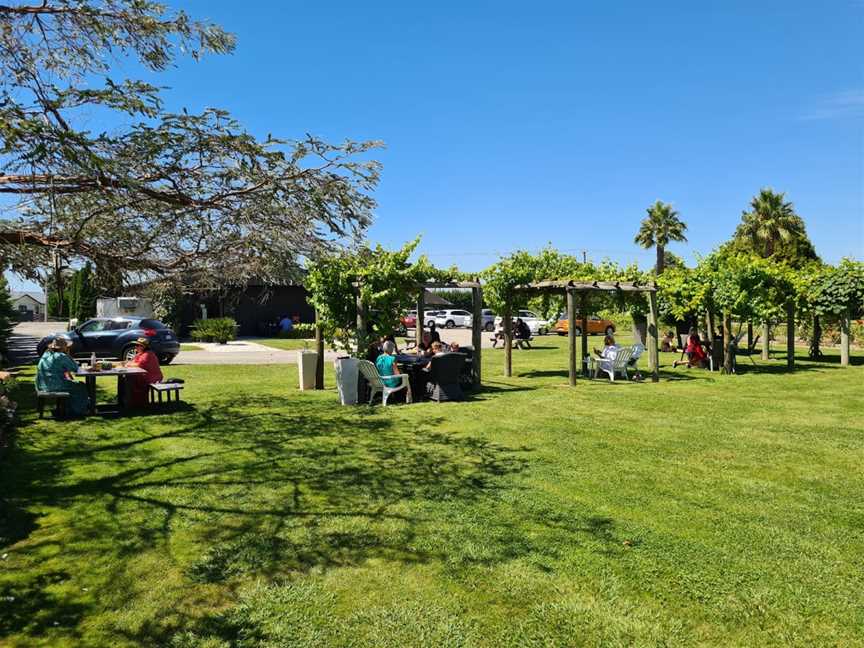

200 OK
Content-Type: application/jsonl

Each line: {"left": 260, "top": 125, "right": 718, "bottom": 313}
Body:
{"left": 76, "top": 366, "right": 146, "bottom": 415}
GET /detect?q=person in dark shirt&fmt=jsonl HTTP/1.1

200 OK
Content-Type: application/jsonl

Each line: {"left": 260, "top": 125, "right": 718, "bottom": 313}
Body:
{"left": 427, "top": 321, "right": 442, "bottom": 343}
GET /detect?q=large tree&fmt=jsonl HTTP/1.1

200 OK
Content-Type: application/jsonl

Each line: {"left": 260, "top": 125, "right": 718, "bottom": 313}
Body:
{"left": 731, "top": 188, "right": 817, "bottom": 266}
{"left": 634, "top": 200, "right": 688, "bottom": 276}
{"left": 0, "top": 1, "right": 381, "bottom": 289}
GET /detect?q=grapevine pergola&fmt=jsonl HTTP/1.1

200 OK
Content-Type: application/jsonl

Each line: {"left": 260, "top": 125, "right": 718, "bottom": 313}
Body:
{"left": 510, "top": 280, "right": 660, "bottom": 385}
{"left": 354, "top": 280, "right": 484, "bottom": 386}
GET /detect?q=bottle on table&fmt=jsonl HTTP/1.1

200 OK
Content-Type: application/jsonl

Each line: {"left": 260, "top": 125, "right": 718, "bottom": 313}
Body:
{"left": 90, "top": 352, "right": 97, "bottom": 369}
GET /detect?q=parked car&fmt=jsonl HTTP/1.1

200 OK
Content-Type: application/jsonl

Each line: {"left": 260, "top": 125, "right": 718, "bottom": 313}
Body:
{"left": 493, "top": 310, "right": 550, "bottom": 335}
{"left": 434, "top": 309, "right": 473, "bottom": 329}
{"left": 553, "top": 314, "right": 616, "bottom": 337}
{"left": 36, "top": 316, "right": 181, "bottom": 364}
{"left": 423, "top": 310, "right": 443, "bottom": 327}
{"left": 401, "top": 311, "right": 418, "bottom": 329}
{"left": 481, "top": 309, "right": 495, "bottom": 332}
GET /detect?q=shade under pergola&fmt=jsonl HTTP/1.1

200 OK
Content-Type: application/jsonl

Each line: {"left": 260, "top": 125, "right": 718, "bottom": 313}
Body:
{"left": 508, "top": 279, "right": 660, "bottom": 385}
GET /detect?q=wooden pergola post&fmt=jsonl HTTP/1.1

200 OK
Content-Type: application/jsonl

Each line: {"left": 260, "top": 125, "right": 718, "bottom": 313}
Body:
{"left": 415, "top": 291, "right": 425, "bottom": 350}
{"left": 314, "top": 308, "right": 324, "bottom": 389}
{"left": 580, "top": 293, "right": 589, "bottom": 376}
{"left": 840, "top": 309, "right": 850, "bottom": 367}
{"left": 356, "top": 291, "right": 367, "bottom": 357}
{"left": 761, "top": 320, "right": 770, "bottom": 361}
{"left": 566, "top": 288, "right": 577, "bottom": 386}
{"left": 471, "top": 286, "right": 483, "bottom": 385}
{"left": 786, "top": 301, "right": 795, "bottom": 370}
{"left": 647, "top": 290, "right": 660, "bottom": 382}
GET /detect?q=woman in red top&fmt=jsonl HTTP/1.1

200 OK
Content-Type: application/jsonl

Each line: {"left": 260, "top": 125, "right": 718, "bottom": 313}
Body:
{"left": 124, "top": 337, "right": 163, "bottom": 407}
{"left": 673, "top": 328, "right": 709, "bottom": 368}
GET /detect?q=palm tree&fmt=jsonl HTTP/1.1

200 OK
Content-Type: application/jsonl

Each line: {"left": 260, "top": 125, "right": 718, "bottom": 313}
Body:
{"left": 634, "top": 200, "right": 688, "bottom": 275}
{"left": 735, "top": 189, "right": 808, "bottom": 259}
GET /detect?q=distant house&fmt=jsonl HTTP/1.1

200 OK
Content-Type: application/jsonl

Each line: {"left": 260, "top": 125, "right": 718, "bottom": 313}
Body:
{"left": 11, "top": 291, "right": 45, "bottom": 321}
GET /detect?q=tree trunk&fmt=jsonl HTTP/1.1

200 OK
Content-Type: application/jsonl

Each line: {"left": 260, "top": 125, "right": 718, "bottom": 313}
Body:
{"left": 761, "top": 320, "right": 770, "bottom": 361}
{"left": 722, "top": 312, "right": 733, "bottom": 374}
{"left": 355, "top": 293, "right": 367, "bottom": 358}
{"left": 314, "top": 314, "right": 324, "bottom": 390}
{"left": 809, "top": 314, "right": 822, "bottom": 359}
{"left": 656, "top": 244, "right": 665, "bottom": 276}
{"left": 415, "top": 293, "right": 425, "bottom": 351}
{"left": 705, "top": 309, "right": 718, "bottom": 371}
{"left": 840, "top": 310, "right": 850, "bottom": 367}
{"left": 786, "top": 302, "right": 795, "bottom": 370}
{"left": 503, "top": 304, "right": 512, "bottom": 377}
{"left": 647, "top": 291, "right": 660, "bottom": 382}
{"left": 746, "top": 321, "right": 753, "bottom": 355}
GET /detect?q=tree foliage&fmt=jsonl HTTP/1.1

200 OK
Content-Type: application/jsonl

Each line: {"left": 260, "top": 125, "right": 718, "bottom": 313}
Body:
{"left": 306, "top": 239, "right": 459, "bottom": 353}
{"left": 634, "top": 200, "right": 688, "bottom": 275}
{"left": 0, "top": 1, "right": 381, "bottom": 289}
{"left": 730, "top": 189, "right": 817, "bottom": 267}
{"left": 0, "top": 274, "right": 16, "bottom": 354}
{"left": 808, "top": 259, "right": 864, "bottom": 319}
{"left": 68, "top": 262, "right": 98, "bottom": 322}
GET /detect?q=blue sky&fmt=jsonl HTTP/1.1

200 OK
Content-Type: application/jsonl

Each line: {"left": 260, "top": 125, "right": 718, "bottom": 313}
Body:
{"left": 9, "top": 1, "right": 863, "bottom": 291}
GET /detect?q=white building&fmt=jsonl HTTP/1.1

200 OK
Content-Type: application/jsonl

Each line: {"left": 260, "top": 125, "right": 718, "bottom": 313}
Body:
{"left": 11, "top": 291, "right": 46, "bottom": 320}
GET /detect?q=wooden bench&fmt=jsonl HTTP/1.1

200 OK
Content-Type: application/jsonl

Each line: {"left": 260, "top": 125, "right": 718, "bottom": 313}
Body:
{"left": 149, "top": 382, "right": 184, "bottom": 405}
{"left": 36, "top": 390, "right": 70, "bottom": 419}
{"left": 490, "top": 334, "right": 533, "bottom": 349}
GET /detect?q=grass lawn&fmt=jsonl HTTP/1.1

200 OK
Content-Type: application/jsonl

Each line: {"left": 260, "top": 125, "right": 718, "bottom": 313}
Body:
{"left": 2, "top": 338, "right": 862, "bottom": 646}
{"left": 253, "top": 338, "right": 317, "bottom": 351}
{"left": 179, "top": 344, "right": 204, "bottom": 352}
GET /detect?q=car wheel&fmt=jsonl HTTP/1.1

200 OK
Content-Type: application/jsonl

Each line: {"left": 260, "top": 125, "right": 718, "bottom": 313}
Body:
{"left": 539, "top": 327, "right": 548, "bottom": 336}
{"left": 445, "top": 320, "right": 455, "bottom": 329}
{"left": 556, "top": 330, "right": 566, "bottom": 336}
{"left": 573, "top": 327, "right": 582, "bottom": 337}
{"left": 122, "top": 345, "right": 137, "bottom": 361}
{"left": 484, "top": 322, "right": 494, "bottom": 332}
{"left": 605, "top": 325, "right": 615, "bottom": 336}
{"left": 160, "top": 354, "right": 175, "bottom": 365}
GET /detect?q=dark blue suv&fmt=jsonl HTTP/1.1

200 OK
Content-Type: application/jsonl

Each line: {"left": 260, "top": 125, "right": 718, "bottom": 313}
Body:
{"left": 37, "top": 317, "right": 181, "bottom": 364}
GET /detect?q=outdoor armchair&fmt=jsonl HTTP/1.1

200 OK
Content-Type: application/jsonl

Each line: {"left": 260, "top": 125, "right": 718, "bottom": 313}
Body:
{"left": 357, "top": 359, "right": 411, "bottom": 405}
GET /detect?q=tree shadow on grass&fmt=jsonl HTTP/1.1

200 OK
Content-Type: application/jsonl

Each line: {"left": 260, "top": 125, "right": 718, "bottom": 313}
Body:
{"left": 0, "top": 394, "right": 532, "bottom": 640}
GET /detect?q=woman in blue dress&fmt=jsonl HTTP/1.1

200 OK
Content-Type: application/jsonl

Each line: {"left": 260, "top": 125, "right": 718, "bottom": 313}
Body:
{"left": 36, "top": 338, "right": 89, "bottom": 416}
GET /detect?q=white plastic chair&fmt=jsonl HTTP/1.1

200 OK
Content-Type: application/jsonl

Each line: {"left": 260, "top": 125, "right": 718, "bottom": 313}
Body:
{"left": 358, "top": 360, "right": 411, "bottom": 405}
{"left": 589, "top": 346, "right": 636, "bottom": 381}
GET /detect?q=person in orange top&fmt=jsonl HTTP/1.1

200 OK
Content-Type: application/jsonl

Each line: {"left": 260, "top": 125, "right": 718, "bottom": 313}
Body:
{"left": 123, "top": 337, "right": 163, "bottom": 407}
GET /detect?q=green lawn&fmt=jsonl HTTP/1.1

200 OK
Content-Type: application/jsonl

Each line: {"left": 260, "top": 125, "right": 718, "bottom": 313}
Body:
{"left": 179, "top": 344, "right": 204, "bottom": 352}
{"left": 2, "top": 339, "right": 863, "bottom": 647}
{"left": 253, "top": 338, "right": 317, "bottom": 351}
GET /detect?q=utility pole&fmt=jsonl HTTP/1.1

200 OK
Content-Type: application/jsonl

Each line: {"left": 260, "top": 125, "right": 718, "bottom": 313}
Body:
{"left": 581, "top": 250, "right": 587, "bottom": 264}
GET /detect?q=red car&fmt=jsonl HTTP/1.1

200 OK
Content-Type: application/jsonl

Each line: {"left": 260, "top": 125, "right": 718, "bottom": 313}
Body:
{"left": 401, "top": 311, "right": 418, "bottom": 329}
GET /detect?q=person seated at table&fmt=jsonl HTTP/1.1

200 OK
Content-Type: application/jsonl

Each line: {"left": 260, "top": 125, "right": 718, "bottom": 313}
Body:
{"left": 427, "top": 321, "right": 442, "bottom": 344}
{"left": 592, "top": 334, "right": 619, "bottom": 374}
{"left": 491, "top": 321, "right": 505, "bottom": 348}
{"left": 449, "top": 341, "right": 460, "bottom": 353}
{"left": 375, "top": 340, "right": 402, "bottom": 388}
{"left": 123, "top": 337, "right": 164, "bottom": 407}
{"left": 673, "top": 328, "right": 708, "bottom": 368}
{"left": 36, "top": 338, "right": 88, "bottom": 416}
{"left": 381, "top": 334, "right": 400, "bottom": 354}
{"left": 514, "top": 318, "right": 532, "bottom": 348}
{"left": 365, "top": 339, "right": 382, "bottom": 362}
{"left": 417, "top": 332, "right": 434, "bottom": 355}
{"left": 661, "top": 330, "right": 677, "bottom": 352}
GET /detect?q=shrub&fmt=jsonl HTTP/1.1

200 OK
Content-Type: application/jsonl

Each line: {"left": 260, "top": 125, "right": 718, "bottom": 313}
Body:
{"left": 276, "top": 323, "right": 315, "bottom": 339}
{"left": 191, "top": 318, "right": 237, "bottom": 344}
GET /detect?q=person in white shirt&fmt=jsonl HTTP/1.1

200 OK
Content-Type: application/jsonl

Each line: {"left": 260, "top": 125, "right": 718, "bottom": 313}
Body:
{"left": 593, "top": 335, "right": 619, "bottom": 374}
